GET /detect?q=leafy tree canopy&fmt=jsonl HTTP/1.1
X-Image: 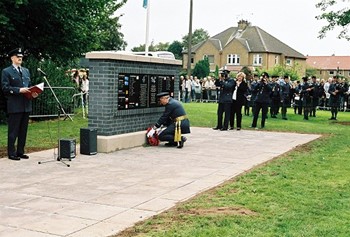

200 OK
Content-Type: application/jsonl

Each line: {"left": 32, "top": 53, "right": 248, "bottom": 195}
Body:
{"left": 182, "top": 28, "right": 210, "bottom": 49}
{"left": 167, "top": 40, "right": 184, "bottom": 60}
{"left": 192, "top": 57, "right": 210, "bottom": 78}
{"left": 131, "top": 41, "right": 170, "bottom": 52}
{"left": 316, "top": 0, "right": 350, "bottom": 40}
{"left": 0, "top": 0, "right": 127, "bottom": 65}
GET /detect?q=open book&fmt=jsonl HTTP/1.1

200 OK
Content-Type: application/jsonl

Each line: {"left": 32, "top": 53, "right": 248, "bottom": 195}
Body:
{"left": 24, "top": 82, "right": 44, "bottom": 99}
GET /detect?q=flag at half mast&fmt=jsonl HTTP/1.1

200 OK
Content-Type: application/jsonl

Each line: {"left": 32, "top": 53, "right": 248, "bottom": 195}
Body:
{"left": 143, "top": 0, "right": 148, "bottom": 8}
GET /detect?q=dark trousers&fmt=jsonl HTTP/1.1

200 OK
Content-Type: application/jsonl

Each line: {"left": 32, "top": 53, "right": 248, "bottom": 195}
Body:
{"left": 158, "top": 120, "right": 190, "bottom": 142}
{"left": 230, "top": 100, "right": 243, "bottom": 128}
{"left": 217, "top": 103, "right": 231, "bottom": 129}
{"left": 270, "top": 99, "right": 280, "bottom": 117}
{"left": 7, "top": 112, "right": 30, "bottom": 156}
{"left": 252, "top": 102, "right": 268, "bottom": 128}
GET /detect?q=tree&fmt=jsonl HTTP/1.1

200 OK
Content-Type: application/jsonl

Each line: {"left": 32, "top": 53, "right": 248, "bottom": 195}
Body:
{"left": 182, "top": 28, "right": 210, "bottom": 49}
{"left": 192, "top": 57, "right": 210, "bottom": 78}
{"left": 316, "top": 0, "right": 350, "bottom": 40}
{"left": 168, "top": 40, "right": 184, "bottom": 60}
{"left": 131, "top": 41, "right": 169, "bottom": 52}
{"left": 0, "top": 0, "right": 127, "bottom": 65}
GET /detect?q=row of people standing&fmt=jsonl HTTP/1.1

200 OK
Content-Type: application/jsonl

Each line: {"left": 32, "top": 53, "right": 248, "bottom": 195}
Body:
{"left": 179, "top": 75, "right": 220, "bottom": 103}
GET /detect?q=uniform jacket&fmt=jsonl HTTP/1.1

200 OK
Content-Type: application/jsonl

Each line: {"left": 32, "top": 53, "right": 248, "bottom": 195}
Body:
{"left": 155, "top": 98, "right": 190, "bottom": 134}
{"left": 1, "top": 65, "right": 32, "bottom": 114}
{"left": 254, "top": 82, "right": 272, "bottom": 104}
{"left": 218, "top": 78, "right": 235, "bottom": 103}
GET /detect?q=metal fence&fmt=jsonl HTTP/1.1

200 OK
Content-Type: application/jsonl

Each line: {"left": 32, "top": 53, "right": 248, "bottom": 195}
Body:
{"left": 31, "top": 87, "right": 76, "bottom": 118}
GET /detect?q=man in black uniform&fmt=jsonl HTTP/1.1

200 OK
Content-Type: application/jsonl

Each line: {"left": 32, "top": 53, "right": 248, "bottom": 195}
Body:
{"left": 280, "top": 75, "right": 291, "bottom": 120}
{"left": 213, "top": 70, "right": 235, "bottom": 131}
{"left": 309, "top": 75, "right": 320, "bottom": 117}
{"left": 251, "top": 72, "right": 272, "bottom": 129}
{"left": 147, "top": 92, "right": 190, "bottom": 148}
{"left": 1, "top": 48, "right": 38, "bottom": 160}
{"left": 269, "top": 75, "right": 281, "bottom": 118}
{"left": 300, "top": 76, "right": 313, "bottom": 120}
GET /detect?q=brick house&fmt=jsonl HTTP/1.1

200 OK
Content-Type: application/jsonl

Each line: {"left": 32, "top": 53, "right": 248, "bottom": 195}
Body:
{"left": 183, "top": 20, "right": 306, "bottom": 76}
{"left": 306, "top": 55, "right": 350, "bottom": 79}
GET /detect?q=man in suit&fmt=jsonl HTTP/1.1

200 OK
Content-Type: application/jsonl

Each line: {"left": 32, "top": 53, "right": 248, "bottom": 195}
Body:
{"left": 1, "top": 48, "right": 38, "bottom": 160}
{"left": 213, "top": 70, "right": 235, "bottom": 131}
{"left": 147, "top": 92, "right": 190, "bottom": 148}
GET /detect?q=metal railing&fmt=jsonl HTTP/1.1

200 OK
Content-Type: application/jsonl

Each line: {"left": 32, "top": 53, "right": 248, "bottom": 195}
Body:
{"left": 31, "top": 87, "right": 76, "bottom": 118}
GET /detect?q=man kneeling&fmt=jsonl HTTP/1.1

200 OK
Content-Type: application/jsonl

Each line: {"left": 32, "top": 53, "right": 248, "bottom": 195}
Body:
{"left": 147, "top": 92, "right": 190, "bottom": 148}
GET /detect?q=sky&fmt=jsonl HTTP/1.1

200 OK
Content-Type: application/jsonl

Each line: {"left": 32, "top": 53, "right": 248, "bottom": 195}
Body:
{"left": 116, "top": 0, "right": 349, "bottom": 56}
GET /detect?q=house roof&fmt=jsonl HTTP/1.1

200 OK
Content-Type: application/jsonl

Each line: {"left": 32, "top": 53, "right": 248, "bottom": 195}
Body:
{"left": 306, "top": 56, "right": 350, "bottom": 70}
{"left": 189, "top": 25, "right": 306, "bottom": 59}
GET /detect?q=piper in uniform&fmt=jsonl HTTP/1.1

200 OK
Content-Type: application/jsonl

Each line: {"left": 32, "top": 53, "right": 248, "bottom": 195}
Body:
{"left": 147, "top": 92, "right": 190, "bottom": 148}
{"left": 1, "top": 48, "right": 38, "bottom": 160}
{"left": 280, "top": 75, "right": 291, "bottom": 120}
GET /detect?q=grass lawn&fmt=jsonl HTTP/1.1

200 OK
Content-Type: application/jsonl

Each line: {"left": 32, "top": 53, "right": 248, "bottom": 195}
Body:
{"left": 1, "top": 104, "right": 350, "bottom": 236}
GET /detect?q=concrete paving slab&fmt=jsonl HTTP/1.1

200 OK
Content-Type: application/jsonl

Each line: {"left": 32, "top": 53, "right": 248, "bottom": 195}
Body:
{"left": 0, "top": 127, "right": 320, "bottom": 236}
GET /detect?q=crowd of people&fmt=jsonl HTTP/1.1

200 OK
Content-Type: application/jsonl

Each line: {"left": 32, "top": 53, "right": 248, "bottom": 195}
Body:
{"left": 179, "top": 71, "right": 350, "bottom": 130}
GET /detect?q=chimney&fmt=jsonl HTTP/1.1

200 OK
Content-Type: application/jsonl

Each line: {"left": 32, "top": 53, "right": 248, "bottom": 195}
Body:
{"left": 238, "top": 20, "right": 250, "bottom": 31}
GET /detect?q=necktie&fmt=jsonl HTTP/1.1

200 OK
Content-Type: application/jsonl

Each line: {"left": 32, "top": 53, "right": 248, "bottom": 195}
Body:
{"left": 18, "top": 67, "right": 22, "bottom": 78}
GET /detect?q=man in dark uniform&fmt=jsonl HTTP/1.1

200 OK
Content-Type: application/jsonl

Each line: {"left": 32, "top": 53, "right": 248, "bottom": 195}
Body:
{"left": 213, "top": 69, "right": 235, "bottom": 131}
{"left": 1, "top": 48, "right": 38, "bottom": 160}
{"left": 300, "top": 76, "right": 313, "bottom": 120}
{"left": 251, "top": 72, "right": 272, "bottom": 129}
{"left": 328, "top": 76, "right": 348, "bottom": 120}
{"left": 269, "top": 75, "right": 281, "bottom": 118}
{"left": 309, "top": 75, "right": 320, "bottom": 117}
{"left": 280, "top": 75, "right": 291, "bottom": 120}
{"left": 147, "top": 92, "right": 190, "bottom": 148}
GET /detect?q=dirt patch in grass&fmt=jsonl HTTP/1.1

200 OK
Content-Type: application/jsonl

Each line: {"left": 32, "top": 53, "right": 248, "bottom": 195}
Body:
{"left": 336, "top": 121, "right": 350, "bottom": 126}
{"left": 185, "top": 206, "right": 258, "bottom": 216}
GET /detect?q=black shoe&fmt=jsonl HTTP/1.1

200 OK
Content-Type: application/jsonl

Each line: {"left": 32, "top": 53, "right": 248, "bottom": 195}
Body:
{"left": 165, "top": 142, "right": 177, "bottom": 147}
{"left": 8, "top": 155, "right": 20, "bottom": 161}
{"left": 177, "top": 136, "right": 187, "bottom": 149}
{"left": 212, "top": 127, "right": 221, "bottom": 130}
{"left": 229, "top": 127, "right": 234, "bottom": 130}
{"left": 18, "top": 154, "right": 29, "bottom": 159}
{"left": 282, "top": 117, "right": 288, "bottom": 120}
{"left": 237, "top": 127, "right": 241, "bottom": 131}
{"left": 220, "top": 128, "right": 228, "bottom": 131}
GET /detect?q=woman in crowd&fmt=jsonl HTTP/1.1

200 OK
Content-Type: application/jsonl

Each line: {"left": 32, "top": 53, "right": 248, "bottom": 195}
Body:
{"left": 230, "top": 72, "right": 248, "bottom": 130}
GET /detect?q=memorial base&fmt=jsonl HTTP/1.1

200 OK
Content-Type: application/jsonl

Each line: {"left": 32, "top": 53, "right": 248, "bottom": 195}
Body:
{"left": 97, "top": 131, "right": 146, "bottom": 153}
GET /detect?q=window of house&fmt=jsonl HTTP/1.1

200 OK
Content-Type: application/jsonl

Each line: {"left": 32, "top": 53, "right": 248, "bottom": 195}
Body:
{"left": 227, "top": 54, "right": 240, "bottom": 65}
{"left": 253, "top": 54, "right": 262, "bottom": 65}
{"left": 204, "top": 54, "right": 214, "bottom": 64}
{"left": 286, "top": 58, "right": 293, "bottom": 66}
{"left": 191, "top": 56, "right": 194, "bottom": 64}
{"left": 329, "top": 71, "right": 334, "bottom": 75}
{"left": 275, "top": 56, "right": 279, "bottom": 65}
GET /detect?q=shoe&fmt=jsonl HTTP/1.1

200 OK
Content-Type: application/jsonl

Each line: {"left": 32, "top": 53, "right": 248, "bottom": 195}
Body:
{"left": 165, "top": 142, "right": 177, "bottom": 147}
{"left": 212, "top": 127, "right": 221, "bottom": 130}
{"left": 8, "top": 155, "right": 20, "bottom": 161}
{"left": 220, "top": 128, "right": 228, "bottom": 131}
{"left": 18, "top": 154, "right": 29, "bottom": 159}
{"left": 229, "top": 127, "right": 234, "bottom": 130}
{"left": 237, "top": 127, "right": 241, "bottom": 131}
{"left": 282, "top": 117, "right": 288, "bottom": 120}
{"left": 177, "top": 136, "right": 187, "bottom": 149}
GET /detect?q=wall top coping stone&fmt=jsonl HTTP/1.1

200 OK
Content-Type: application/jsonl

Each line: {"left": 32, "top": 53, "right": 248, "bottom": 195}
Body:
{"left": 85, "top": 51, "right": 182, "bottom": 66}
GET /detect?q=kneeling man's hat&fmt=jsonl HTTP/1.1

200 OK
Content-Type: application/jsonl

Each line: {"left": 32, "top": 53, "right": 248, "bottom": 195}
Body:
{"left": 156, "top": 92, "right": 169, "bottom": 98}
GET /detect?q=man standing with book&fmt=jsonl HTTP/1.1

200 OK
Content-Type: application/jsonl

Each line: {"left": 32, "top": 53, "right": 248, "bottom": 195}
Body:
{"left": 1, "top": 48, "right": 38, "bottom": 160}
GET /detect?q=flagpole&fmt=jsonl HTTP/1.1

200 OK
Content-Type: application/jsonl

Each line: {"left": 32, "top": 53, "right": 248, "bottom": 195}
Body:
{"left": 145, "top": 0, "right": 151, "bottom": 56}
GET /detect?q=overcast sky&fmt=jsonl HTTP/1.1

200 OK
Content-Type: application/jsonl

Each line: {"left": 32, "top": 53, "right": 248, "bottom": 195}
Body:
{"left": 116, "top": 0, "right": 349, "bottom": 56}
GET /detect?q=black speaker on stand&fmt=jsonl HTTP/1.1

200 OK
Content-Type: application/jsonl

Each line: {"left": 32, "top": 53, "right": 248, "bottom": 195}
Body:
{"left": 80, "top": 128, "right": 97, "bottom": 155}
{"left": 59, "top": 139, "right": 76, "bottom": 159}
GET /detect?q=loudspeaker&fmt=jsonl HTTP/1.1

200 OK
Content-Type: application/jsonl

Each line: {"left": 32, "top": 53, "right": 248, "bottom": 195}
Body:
{"left": 59, "top": 139, "right": 76, "bottom": 159}
{"left": 80, "top": 128, "right": 97, "bottom": 155}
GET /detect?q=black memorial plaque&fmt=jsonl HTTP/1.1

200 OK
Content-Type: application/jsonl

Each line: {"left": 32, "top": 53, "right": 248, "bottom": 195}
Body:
{"left": 118, "top": 73, "right": 174, "bottom": 110}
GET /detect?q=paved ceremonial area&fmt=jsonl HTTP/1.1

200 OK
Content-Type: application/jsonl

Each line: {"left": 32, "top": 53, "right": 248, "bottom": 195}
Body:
{"left": 0, "top": 127, "right": 320, "bottom": 237}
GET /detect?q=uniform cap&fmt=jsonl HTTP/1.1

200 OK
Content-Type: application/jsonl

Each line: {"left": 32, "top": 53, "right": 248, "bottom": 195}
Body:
{"left": 8, "top": 48, "right": 23, "bottom": 57}
{"left": 156, "top": 92, "right": 169, "bottom": 98}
